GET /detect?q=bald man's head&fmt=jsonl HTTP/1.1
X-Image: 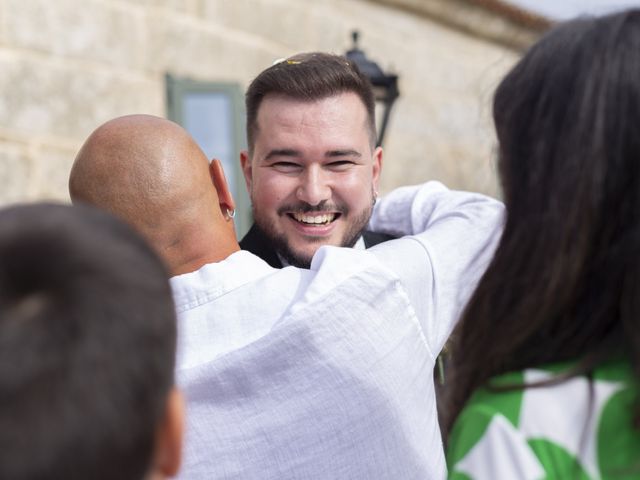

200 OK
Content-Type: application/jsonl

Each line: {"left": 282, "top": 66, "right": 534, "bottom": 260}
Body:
{"left": 69, "top": 115, "right": 239, "bottom": 275}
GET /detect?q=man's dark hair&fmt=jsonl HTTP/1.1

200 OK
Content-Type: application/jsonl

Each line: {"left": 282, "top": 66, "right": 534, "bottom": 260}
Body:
{"left": 447, "top": 10, "right": 640, "bottom": 433}
{"left": 245, "top": 52, "right": 377, "bottom": 152}
{"left": 0, "top": 203, "right": 177, "bottom": 480}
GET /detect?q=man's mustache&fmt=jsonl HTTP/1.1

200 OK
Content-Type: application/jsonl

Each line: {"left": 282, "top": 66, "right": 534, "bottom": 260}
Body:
{"left": 277, "top": 201, "right": 349, "bottom": 215}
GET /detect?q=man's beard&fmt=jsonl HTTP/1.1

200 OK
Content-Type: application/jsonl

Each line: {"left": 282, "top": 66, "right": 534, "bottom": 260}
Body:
{"left": 252, "top": 195, "right": 375, "bottom": 269}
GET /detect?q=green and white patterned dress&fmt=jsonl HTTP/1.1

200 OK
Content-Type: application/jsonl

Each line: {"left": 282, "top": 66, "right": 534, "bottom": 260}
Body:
{"left": 446, "top": 361, "right": 640, "bottom": 479}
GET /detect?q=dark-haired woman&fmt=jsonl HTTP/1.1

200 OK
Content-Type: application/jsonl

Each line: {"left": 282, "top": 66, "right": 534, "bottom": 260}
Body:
{"left": 446, "top": 10, "right": 640, "bottom": 479}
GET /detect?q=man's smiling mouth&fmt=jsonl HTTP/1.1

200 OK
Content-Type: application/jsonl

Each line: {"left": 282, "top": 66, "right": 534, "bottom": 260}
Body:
{"left": 289, "top": 212, "right": 340, "bottom": 225}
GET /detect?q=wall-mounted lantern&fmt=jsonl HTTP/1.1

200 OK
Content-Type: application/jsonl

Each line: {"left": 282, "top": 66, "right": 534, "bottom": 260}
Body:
{"left": 345, "top": 31, "right": 399, "bottom": 147}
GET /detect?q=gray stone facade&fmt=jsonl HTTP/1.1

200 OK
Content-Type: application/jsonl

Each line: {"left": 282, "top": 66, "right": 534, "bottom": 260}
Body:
{"left": 0, "top": 0, "right": 545, "bottom": 205}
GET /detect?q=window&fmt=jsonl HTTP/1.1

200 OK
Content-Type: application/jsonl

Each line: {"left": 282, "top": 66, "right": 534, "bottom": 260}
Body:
{"left": 166, "top": 74, "right": 251, "bottom": 238}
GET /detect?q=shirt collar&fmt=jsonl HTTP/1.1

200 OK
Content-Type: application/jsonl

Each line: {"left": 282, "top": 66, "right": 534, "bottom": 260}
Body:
{"left": 170, "top": 250, "right": 275, "bottom": 313}
{"left": 278, "top": 236, "right": 366, "bottom": 267}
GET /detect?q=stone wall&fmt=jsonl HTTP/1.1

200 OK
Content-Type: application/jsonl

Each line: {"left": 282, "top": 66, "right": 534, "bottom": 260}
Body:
{"left": 0, "top": 0, "right": 540, "bottom": 206}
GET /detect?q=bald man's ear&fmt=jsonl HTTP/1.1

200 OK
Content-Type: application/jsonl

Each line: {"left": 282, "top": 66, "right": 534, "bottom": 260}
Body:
{"left": 209, "top": 159, "right": 236, "bottom": 218}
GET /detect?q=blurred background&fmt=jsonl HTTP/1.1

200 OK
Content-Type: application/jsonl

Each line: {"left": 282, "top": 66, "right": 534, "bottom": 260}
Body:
{"left": 0, "top": 0, "right": 636, "bottom": 237}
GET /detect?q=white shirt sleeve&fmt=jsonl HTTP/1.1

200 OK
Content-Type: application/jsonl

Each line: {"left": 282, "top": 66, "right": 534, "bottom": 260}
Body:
{"left": 367, "top": 181, "right": 504, "bottom": 351}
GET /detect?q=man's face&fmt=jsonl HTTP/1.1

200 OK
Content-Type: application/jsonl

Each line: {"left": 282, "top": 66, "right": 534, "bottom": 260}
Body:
{"left": 241, "top": 92, "right": 383, "bottom": 268}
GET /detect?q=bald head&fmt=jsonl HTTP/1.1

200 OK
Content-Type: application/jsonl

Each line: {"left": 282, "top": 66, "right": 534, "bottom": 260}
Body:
{"left": 69, "top": 115, "right": 238, "bottom": 275}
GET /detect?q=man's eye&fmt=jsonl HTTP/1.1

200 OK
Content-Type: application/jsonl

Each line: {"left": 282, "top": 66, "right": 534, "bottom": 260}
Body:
{"left": 272, "top": 162, "right": 302, "bottom": 173}
{"left": 327, "top": 161, "right": 355, "bottom": 171}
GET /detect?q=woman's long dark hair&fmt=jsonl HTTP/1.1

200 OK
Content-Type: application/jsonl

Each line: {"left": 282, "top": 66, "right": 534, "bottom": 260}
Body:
{"left": 447, "top": 10, "right": 640, "bottom": 432}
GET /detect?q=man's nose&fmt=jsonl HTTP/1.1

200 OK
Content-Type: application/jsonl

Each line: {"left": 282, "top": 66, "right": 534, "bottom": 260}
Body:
{"left": 296, "top": 167, "right": 331, "bottom": 206}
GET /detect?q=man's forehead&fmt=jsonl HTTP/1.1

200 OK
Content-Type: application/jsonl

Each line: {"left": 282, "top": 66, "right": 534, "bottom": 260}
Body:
{"left": 257, "top": 91, "right": 368, "bottom": 121}
{"left": 254, "top": 93, "right": 371, "bottom": 147}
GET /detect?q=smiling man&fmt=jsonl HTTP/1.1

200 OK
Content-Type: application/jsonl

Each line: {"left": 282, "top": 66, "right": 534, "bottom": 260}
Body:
{"left": 69, "top": 114, "right": 504, "bottom": 480}
{"left": 240, "top": 52, "right": 395, "bottom": 268}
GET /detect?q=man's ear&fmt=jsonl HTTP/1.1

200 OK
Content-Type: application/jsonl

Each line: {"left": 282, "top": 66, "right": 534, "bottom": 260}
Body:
{"left": 152, "top": 387, "right": 184, "bottom": 478}
{"left": 209, "top": 159, "right": 236, "bottom": 216}
{"left": 240, "top": 150, "right": 252, "bottom": 194}
{"left": 372, "top": 146, "right": 383, "bottom": 194}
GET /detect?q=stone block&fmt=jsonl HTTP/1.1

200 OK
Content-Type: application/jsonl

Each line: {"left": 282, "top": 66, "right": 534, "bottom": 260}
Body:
{"left": 5, "top": 0, "right": 147, "bottom": 68}
{"left": 146, "top": 12, "right": 278, "bottom": 84}
{"left": 0, "top": 1, "right": 5, "bottom": 44}
{"left": 0, "top": 54, "right": 163, "bottom": 141}
{"left": 201, "top": 0, "right": 350, "bottom": 53}
{"left": 29, "top": 144, "right": 77, "bottom": 202}
{"left": 119, "top": 0, "right": 199, "bottom": 15}
{"left": 0, "top": 142, "right": 32, "bottom": 205}
{"left": 0, "top": 139, "right": 79, "bottom": 205}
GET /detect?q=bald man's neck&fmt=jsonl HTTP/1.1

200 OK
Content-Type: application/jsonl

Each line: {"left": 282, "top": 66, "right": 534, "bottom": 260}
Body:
{"left": 158, "top": 218, "right": 240, "bottom": 277}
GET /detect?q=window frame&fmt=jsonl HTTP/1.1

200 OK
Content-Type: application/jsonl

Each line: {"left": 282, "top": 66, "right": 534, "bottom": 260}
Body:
{"left": 166, "top": 73, "right": 251, "bottom": 238}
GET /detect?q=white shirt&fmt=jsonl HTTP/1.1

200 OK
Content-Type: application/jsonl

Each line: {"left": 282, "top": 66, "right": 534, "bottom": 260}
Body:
{"left": 171, "top": 182, "right": 504, "bottom": 480}
{"left": 277, "top": 235, "right": 366, "bottom": 266}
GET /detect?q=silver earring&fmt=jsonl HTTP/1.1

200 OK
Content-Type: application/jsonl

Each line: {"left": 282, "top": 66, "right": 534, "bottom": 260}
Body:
{"left": 226, "top": 208, "right": 236, "bottom": 219}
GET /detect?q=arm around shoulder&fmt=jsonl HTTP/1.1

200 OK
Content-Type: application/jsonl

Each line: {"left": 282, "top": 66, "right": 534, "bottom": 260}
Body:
{"left": 367, "top": 182, "right": 504, "bottom": 348}
{"left": 369, "top": 181, "right": 504, "bottom": 239}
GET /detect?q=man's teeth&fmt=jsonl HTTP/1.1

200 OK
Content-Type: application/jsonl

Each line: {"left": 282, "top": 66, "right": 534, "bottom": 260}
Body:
{"left": 293, "top": 213, "right": 336, "bottom": 224}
